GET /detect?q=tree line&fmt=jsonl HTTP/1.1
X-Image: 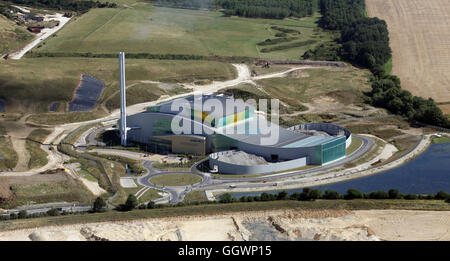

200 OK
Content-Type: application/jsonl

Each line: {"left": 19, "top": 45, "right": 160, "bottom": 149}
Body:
{"left": 152, "top": 0, "right": 315, "bottom": 19}
{"left": 318, "top": 0, "right": 390, "bottom": 72}
{"left": 316, "top": 0, "right": 449, "bottom": 128}
{"left": 217, "top": 0, "right": 315, "bottom": 19}
{"left": 6, "top": 0, "right": 117, "bottom": 13}
{"left": 2, "top": 189, "right": 449, "bottom": 221}
{"left": 220, "top": 188, "right": 450, "bottom": 203}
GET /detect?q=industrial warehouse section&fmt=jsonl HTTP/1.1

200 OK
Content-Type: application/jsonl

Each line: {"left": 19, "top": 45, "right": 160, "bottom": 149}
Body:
{"left": 125, "top": 95, "right": 352, "bottom": 175}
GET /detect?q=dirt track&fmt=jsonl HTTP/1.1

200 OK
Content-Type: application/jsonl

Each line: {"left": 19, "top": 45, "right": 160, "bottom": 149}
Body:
{"left": 366, "top": 0, "right": 450, "bottom": 104}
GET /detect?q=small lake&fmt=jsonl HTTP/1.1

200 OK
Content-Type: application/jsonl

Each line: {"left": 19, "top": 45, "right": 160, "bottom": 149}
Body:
{"left": 0, "top": 99, "right": 5, "bottom": 112}
{"left": 49, "top": 102, "right": 60, "bottom": 112}
{"left": 69, "top": 75, "right": 105, "bottom": 112}
{"left": 232, "top": 143, "right": 450, "bottom": 198}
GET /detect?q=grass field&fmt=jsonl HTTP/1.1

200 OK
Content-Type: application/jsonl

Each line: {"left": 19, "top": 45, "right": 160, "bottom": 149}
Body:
{"left": 344, "top": 124, "right": 403, "bottom": 140}
{"left": 105, "top": 82, "right": 187, "bottom": 111}
{"left": 6, "top": 179, "right": 96, "bottom": 208}
{"left": 0, "top": 14, "right": 33, "bottom": 54}
{"left": 367, "top": 0, "right": 450, "bottom": 104}
{"left": 25, "top": 128, "right": 51, "bottom": 169}
{"left": 432, "top": 136, "right": 450, "bottom": 144}
{"left": 1, "top": 199, "right": 449, "bottom": 231}
{"left": 346, "top": 137, "right": 363, "bottom": 156}
{"left": 123, "top": 185, "right": 162, "bottom": 203}
{"left": 183, "top": 190, "right": 208, "bottom": 203}
{"left": 257, "top": 68, "right": 371, "bottom": 107}
{"left": 34, "top": 4, "right": 333, "bottom": 59}
{"left": 0, "top": 57, "right": 235, "bottom": 115}
{"left": 149, "top": 174, "right": 203, "bottom": 187}
{"left": 0, "top": 136, "right": 18, "bottom": 170}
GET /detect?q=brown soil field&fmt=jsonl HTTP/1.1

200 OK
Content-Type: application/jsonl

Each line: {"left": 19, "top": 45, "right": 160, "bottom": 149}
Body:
{"left": 366, "top": 0, "right": 450, "bottom": 106}
{"left": 438, "top": 104, "right": 450, "bottom": 115}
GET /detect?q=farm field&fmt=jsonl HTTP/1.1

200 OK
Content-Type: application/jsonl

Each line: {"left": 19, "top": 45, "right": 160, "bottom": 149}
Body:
{"left": 366, "top": 0, "right": 450, "bottom": 108}
{"left": 34, "top": 4, "right": 333, "bottom": 59}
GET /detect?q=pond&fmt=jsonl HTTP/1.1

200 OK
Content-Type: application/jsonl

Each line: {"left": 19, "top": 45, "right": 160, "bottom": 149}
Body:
{"left": 68, "top": 75, "right": 105, "bottom": 112}
{"left": 232, "top": 143, "right": 450, "bottom": 198}
{"left": 49, "top": 102, "right": 60, "bottom": 112}
{"left": 0, "top": 99, "right": 5, "bottom": 112}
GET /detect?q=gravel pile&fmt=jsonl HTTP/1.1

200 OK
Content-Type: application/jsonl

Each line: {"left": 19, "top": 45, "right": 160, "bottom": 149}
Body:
{"left": 217, "top": 151, "right": 268, "bottom": 166}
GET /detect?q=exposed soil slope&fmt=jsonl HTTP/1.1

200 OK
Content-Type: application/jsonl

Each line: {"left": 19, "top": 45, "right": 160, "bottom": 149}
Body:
{"left": 0, "top": 209, "right": 449, "bottom": 241}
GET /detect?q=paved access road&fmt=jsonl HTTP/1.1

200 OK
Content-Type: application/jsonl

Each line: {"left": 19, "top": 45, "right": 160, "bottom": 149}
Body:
{"left": 94, "top": 134, "right": 373, "bottom": 204}
{"left": 3, "top": 203, "right": 92, "bottom": 217}
{"left": 137, "top": 161, "right": 211, "bottom": 204}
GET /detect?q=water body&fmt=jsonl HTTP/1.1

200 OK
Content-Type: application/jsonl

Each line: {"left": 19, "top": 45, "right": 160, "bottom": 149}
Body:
{"left": 232, "top": 143, "right": 450, "bottom": 198}
{"left": 49, "top": 102, "right": 60, "bottom": 112}
{"left": 0, "top": 99, "right": 5, "bottom": 112}
{"left": 68, "top": 75, "right": 105, "bottom": 112}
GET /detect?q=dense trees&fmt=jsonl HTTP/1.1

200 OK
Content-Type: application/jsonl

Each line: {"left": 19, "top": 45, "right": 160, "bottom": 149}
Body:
{"left": 340, "top": 17, "right": 391, "bottom": 71}
{"left": 153, "top": 0, "right": 213, "bottom": 9}
{"left": 318, "top": 0, "right": 390, "bottom": 72}
{"left": 234, "top": 189, "right": 449, "bottom": 202}
{"left": 217, "top": 0, "right": 314, "bottom": 19}
{"left": 153, "top": 0, "right": 315, "bottom": 19}
{"left": 367, "top": 75, "right": 450, "bottom": 127}
{"left": 318, "top": 0, "right": 365, "bottom": 30}
{"left": 6, "top": 0, "right": 117, "bottom": 13}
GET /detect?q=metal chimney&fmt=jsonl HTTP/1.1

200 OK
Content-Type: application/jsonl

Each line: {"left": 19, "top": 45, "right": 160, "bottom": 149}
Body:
{"left": 119, "top": 52, "right": 127, "bottom": 146}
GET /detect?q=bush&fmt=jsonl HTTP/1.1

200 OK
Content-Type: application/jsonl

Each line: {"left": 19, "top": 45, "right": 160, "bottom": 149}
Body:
{"left": 418, "top": 194, "right": 435, "bottom": 200}
{"left": 388, "top": 189, "right": 401, "bottom": 199}
{"left": 435, "top": 191, "right": 449, "bottom": 200}
{"left": 124, "top": 194, "right": 138, "bottom": 211}
{"left": 18, "top": 210, "right": 28, "bottom": 219}
{"left": 309, "top": 189, "right": 322, "bottom": 200}
{"left": 404, "top": 194, "right": 418, "bottom": 200}
{"left": 277, "top": 191, "right": 288, "bottom": 200}
{"left": 9, "top": 213, "right": 17, "bottom": 219}
{"left": 93, "top": 197, "right": 106, "bottom": 212}
{"left": 46, "top": 208, "right": 60, "bottom": 216}
{"left": 323, "top": 190, "right": 340, "bottom": 199}
{"left": 345, "top": 189, "right": 363, "bottom": 200}
{"left": 290, "top": 192, "right": 301, "bottom": 200}
{"left": 369, "top": 190, "right": 389, "bottom": 199}
{"left": 260, "top": 193, "right": 274, "bottom": 201}
{"left": 147, "top": 201, "right": 156, "bottom": 209}
{"left": 218, "top": 193, "right": 234, "bottom": 203}
{"left": 176, "top": 202, "right": 186, "bottom": 207}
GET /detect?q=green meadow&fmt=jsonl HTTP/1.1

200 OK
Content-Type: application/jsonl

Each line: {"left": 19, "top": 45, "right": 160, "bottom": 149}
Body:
{"left": 35, "top": 4, "right": 333, "bottom": 59}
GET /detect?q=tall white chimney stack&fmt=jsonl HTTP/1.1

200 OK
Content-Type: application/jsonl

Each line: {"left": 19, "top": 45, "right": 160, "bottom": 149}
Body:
{"left": 119, "top": 52, "right": 127, "bottom": 146}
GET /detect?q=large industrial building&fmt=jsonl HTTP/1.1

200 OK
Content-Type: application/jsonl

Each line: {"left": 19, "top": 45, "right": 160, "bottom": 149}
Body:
{"left": 124, "top": 95, "right": 352, "bottom": 174}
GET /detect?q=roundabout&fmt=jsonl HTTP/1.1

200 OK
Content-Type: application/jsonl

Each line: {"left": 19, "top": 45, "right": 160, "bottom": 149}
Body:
{"left": 149, "top": 173, "right": 203, "bottom": 187}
